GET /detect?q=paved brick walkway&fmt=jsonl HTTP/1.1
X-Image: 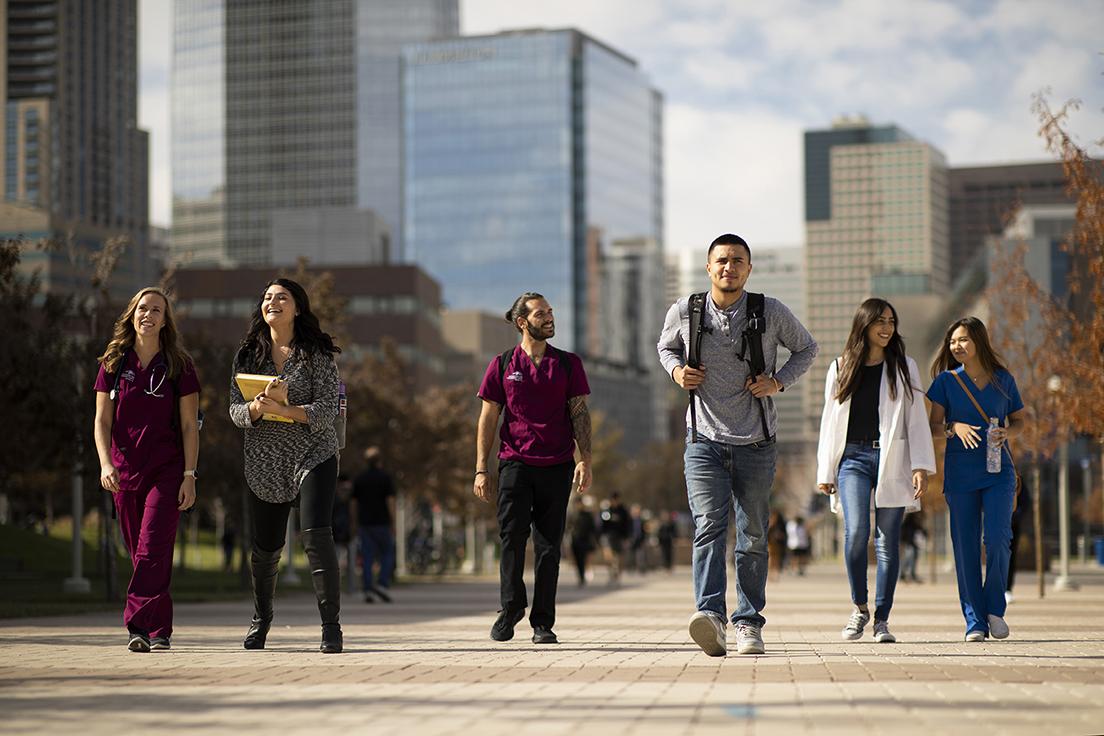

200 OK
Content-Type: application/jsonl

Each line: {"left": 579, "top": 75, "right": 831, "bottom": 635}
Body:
{"left": 1, "top": 561, "right": 1102, "bottom": 735}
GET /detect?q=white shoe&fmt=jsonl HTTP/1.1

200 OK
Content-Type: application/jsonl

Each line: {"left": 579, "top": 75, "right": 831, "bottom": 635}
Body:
{"left": 965, "top": 630, "right": 986, "bottom": 642}
{"left": 1004, "top": 591, "right": 1013, "bottom": 605}
{"left": 987, "top": 615, "right": 1010, "bottom": 639}
{"left": 734, "top": 622, "right": 765, "bottom": 655}
{"left": 872, "top": 621, "right": 896, "bottom": 643}
{"left": 688, "top": 612, "right": 726, "bottom": 657}
{"left": 841, "top": 608, "right": 870, "bottom": 641}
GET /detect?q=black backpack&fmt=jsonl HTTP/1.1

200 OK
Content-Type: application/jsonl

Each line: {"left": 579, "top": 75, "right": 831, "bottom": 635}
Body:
{"left": 686, "top": 291, "right": 770, "bottom": 443}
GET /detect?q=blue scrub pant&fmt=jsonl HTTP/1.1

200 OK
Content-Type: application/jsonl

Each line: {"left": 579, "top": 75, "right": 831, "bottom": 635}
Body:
{"left": 945, "top": 482, "right": 1015, "bottom": 635}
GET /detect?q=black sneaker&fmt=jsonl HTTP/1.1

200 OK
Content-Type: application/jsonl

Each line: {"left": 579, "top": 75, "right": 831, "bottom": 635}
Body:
{"left": 532, "top": 626, "right": 558, "bottom": 644}
{"left": 490, "top": 608, "right": 525, "bottom": 642}
{"left": 127, "top": 632, "right": 150, "bottom": 653}
{"left": 150, "top": 637, "right": 171, "bottom": 651}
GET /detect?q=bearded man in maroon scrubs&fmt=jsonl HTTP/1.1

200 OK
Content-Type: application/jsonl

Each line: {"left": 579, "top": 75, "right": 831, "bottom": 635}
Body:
{"left": 474, "top": 292, "right": 593, "bottom": 645}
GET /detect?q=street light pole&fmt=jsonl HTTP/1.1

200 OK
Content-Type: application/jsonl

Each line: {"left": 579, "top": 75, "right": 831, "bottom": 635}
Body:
{"left": 1054, "top": 441, "right": 1079, "bottom": 591}
{"left": 64, "top": 365, "right": 90, "bottom": 595}
{"left": 1080, "top": 457, "right": 1091, "bottom": 564}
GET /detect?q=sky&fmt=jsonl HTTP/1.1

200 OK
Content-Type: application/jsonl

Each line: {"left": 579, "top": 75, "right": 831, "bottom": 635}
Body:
{"left": 138, "top": 0, "right": 1103, "bottom": 255}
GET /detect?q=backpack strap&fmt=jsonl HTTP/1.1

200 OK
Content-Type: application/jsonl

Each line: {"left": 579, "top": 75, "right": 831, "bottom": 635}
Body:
{"left": 686, "top": 293, "right": 709, "bottom": 442}
{"left": 497, "top": 346, "right": 516, "bottom": 385}
{"left": 737, "top": 292, "right": 772, "bottom": 442}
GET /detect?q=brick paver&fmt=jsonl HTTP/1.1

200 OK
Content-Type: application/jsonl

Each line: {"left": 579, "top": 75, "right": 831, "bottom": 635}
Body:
{"left": 1, "top": 561, "right": 1102, "bottom": 735}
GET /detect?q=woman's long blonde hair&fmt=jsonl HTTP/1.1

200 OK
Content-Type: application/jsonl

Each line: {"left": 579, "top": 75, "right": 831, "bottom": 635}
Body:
{"left": 97, "top": 287, "right": 191, "bottom": 378}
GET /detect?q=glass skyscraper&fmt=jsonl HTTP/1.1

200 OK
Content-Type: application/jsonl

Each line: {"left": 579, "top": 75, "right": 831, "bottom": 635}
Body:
{"left": 171, "top": 0, "right": 458, "bottom": 266}
{"left": 1, "top": 0, "right": 151, "bottom": 297}
{"left": 402, "top": 29, "right": 664, "bottom": 354}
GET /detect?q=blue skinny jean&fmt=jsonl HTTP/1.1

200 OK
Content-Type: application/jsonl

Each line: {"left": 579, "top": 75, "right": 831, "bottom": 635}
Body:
{"left": 837, "top": 442, "right": 905, "bottom": 622}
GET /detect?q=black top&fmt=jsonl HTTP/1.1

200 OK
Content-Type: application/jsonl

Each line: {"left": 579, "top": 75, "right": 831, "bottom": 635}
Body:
{"left": 846, "top": 362, "right": 883, "bottom": 442}
{"left": 352, "top": 466, "right": 395, "bottom": 526}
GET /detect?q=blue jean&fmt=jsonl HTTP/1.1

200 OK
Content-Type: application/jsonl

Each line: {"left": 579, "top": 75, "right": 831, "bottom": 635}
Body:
{"left": 684, "top": 433, "right": 777, "bottom": 627}
{"left": 836, "top": 442, "right": 905, "bottom": 622}
{"left": 946, "top": 482, "right": 1014, "bottom": 635}
{"left": 358, "top": 525, "right": 395, "bottom": 590}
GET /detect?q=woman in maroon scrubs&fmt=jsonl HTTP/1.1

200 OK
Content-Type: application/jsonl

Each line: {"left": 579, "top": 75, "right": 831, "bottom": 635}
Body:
{"left": 93, "top": 287, "right": 200, "bottom": 652}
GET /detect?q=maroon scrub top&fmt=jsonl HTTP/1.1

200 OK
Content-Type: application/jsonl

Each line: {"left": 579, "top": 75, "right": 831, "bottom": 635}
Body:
{"left": 478, "top": 345, "right": 589, "bottom": 467}
{"left": 94, "top": 351, "right": 200, "bottom": 490}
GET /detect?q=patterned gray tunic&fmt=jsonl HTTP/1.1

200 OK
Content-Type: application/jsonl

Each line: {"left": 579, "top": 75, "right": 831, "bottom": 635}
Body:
{"left": 229, "top": 348, "right": 339, "bottom": 504}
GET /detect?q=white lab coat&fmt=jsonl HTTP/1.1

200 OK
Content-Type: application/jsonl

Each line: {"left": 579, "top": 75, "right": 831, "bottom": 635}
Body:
{"left": 816, "top": 356, "right": 937, "bottom": 513}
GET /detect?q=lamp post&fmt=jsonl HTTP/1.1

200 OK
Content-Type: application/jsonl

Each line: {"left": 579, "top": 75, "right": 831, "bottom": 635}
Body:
{"left": 1081, "top": 457, "right": 1091, "bottom": 564}
{"left": 1048, "top": 375, "right": 1078, "bottom": 591}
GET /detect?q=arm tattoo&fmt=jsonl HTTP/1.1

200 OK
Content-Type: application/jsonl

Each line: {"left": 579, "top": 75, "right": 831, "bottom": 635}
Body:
{"left": 568, "top": 396, "right": 591, "bottom": 459}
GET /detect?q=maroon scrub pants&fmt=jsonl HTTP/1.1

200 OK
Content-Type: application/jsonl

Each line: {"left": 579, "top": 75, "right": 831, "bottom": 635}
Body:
{"left": 114, "top": 470, "right": 182, "bottom": 639}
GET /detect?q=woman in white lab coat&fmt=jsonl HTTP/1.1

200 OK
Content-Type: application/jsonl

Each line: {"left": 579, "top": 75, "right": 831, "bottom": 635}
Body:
{"left": 816, "top": 298, "right": 936, "bottom": 644}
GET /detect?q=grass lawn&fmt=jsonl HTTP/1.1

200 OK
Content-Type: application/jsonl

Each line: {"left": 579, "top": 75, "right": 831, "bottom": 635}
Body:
{"left": 0, "top": 523, "right": 310, "bottom": 619}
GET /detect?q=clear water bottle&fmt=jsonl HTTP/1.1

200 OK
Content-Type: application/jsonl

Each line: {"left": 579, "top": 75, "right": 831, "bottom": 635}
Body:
{"left": 986, "top": 417, "right": 1001, "bottom": 473}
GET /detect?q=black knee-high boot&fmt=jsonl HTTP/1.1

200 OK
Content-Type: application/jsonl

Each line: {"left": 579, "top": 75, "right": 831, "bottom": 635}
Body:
{"left": 244, "top": 545, "right": 282, "bottom": 650}
{"left": 301, "top": 526, "right": 343, "bottom": 653}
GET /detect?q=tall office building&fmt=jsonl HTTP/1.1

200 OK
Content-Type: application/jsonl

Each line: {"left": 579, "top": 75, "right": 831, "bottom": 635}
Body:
{"left": 403, "top": 29, "right": 663, "bottom": 353}
{"left": 1, "top": 0, "right": 151, "bottom": 296}
{"left": 171, "top": 0, "right": 458, "bottom": 266}
{"left": 948, "top": 161, "right": 1068, "bottom": 279}
{"left": 402, "top": 29, "right": 666, "bottom": 448}
{"left": 803, "top": 117, "right": 949, "bottom": 434}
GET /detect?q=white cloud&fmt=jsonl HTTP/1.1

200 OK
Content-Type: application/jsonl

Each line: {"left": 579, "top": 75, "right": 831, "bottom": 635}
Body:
{"left": 665, "top": 103, "right": 804, "bottom": 254}
{"left": 140, "top": 0, "right": 1104, "bottom": 244}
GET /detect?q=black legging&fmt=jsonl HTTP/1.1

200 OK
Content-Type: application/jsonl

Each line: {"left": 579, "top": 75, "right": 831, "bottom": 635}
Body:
{"left": 251, "top": 455, "right": 338, "bottom": 551}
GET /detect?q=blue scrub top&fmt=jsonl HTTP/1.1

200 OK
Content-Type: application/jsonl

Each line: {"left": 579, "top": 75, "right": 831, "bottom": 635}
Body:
{"left": 927, "top": 367, "right": 1024, "bottom": 493}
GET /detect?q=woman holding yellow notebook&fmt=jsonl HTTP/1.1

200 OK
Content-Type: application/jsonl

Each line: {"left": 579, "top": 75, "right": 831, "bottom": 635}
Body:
{"left": 229, "top": 278, "right": 343, "bottom": 653}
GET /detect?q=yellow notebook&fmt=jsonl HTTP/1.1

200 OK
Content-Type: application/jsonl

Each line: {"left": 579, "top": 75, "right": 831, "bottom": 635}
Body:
{"left": 234, "top": 373, "right": 294, "bottom": 423}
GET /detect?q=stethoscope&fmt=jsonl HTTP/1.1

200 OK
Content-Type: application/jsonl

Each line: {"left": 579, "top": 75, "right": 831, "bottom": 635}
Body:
{"left": 145, "top": 364, "right": 168, "bottom": 398}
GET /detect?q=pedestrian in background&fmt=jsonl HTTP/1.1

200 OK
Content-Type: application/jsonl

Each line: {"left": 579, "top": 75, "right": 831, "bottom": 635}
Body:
{"left": 568, "top": 495, "right": 598, "bottom": 587}
{"left": 600, "top": 492, "right": 630, "bottom": 586}
{"left": 352, "top": 446, "right": 397, "bottom": 603}
{"left": 230, "top": 278, "right": 343, "bottom": 653}
{"left": 816, "top": 298, "right": 935, "bottom": 643}
{"left": 93, "top": 287, "right": 200, "bottom": 652}
{"left": 899, "top": 513, "right": 924, "bottom": 584}
{"left": 928, "top": 316, "right": 1026, "bottom": 642}
{"left": 767, "top": 510, "right": 787, "bottom": 582}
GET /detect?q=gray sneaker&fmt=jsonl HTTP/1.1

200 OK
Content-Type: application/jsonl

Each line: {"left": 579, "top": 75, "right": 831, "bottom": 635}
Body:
{"left": 872, "top": 621, "right": 896, "bottom": 643}
{"left": 734, "top": 622, "right": 765, "bottom": 655}
{"left": 841, "top": 608, "right": 870, "bottom": 640}
{"left": 688, "top": 611, "right": 726, "bottom": 657}
{"left": 987, "top": 615, "right": 1009, "bottom": 639}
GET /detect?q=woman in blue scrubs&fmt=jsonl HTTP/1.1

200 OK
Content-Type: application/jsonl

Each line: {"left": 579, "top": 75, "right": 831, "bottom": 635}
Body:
{"left": 927, "top": 317, "right": 1025, "bottom": 642}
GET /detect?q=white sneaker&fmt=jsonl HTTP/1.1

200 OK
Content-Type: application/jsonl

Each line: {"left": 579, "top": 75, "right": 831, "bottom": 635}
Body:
{"left": 841, "top": 608, "right": 870, "bottom": 640}
{"left": 688, "top": 612, "right": 726, "bottom": 657}
{"left": 872, "top": 621, "right": 896, "bottom": 643}
{"left": 987, "top": 615, "right": 1010, "bottom": 639}
{"left": 965, "top": 630, "right": 986, "bottom": 642}
{"left": 734, "top": 622, "right": 765, "bottom": 655}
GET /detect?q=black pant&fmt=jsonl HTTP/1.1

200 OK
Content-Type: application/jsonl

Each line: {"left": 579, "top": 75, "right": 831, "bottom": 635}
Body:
{"left": 251, "top": 456, "right": 338, "bottom": 552}
{"left": 497, "top": 459, "right": 573, "bottom": 628}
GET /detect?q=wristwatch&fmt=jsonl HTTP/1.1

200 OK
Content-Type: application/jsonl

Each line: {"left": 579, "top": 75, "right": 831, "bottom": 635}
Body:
{"left": 184, "top": 469, "right": 199, "bottom": 479}
{"left": 944, "top": 423, "right": 955, "bottom": 439}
